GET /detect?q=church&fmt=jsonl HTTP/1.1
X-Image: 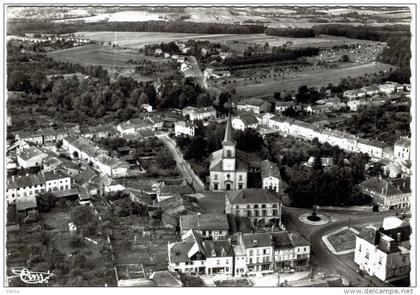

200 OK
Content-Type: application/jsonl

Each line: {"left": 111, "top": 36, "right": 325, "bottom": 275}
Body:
{"left": 209, "top": 113, "right": 248, "bottom": 191}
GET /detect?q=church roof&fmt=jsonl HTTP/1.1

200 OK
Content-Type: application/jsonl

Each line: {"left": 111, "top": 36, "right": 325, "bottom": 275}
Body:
{"left": 222, "top": 113, "right": 236, "bottom": 146}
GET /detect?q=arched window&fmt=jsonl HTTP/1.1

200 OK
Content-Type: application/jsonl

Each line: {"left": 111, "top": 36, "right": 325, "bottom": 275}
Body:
{"left": 227, "top": 150, "right": 232, "bottom": 157}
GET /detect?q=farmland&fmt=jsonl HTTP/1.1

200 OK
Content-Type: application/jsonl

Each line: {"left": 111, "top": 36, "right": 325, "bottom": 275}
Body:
{"left": 216, "top": 62, "right": 394, "bottom": 98}
{"left": 74, "top": 31, "right": 382, "bottom": 51}
{"left": 47, "top": 44, "right": 177, "bottom": 81}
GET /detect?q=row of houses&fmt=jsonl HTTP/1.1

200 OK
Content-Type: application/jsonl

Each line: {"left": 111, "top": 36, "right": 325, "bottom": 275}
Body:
{"left": 116, "top": 117, "right": 164, "bottom": 137}
{"left": 6, "top": 170, "right": 71, "bottom": 204}
{"left": 343, "top": 82, "right": 407, "bottom": 100}
{"left": 63, "top": 135, "right": 130, "bottom": 178}
{"left": 267, "top": 114, "right": 409, "bottom": 160}
{"left": 15, "top": 127, "right": 74, "bottom": 145}
{"left": 168, "top": 229, "right": 310, "bottom": 276}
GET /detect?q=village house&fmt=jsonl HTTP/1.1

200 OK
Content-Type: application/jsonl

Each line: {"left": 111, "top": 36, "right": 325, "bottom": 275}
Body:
{"left": 179, "top": 213, "right": 229, "bottom": 240}
{"left": 354, "top": 216, "right": 411, "bottom": 283}
{"left": 394, "top": 137, "right": 410, "bottom": 162}
{"left": 260, "top": 160, "right": 281, "bottom": 192}
{"left": 15, "top": 131, "right": 43, "bottom": 145}
{"left": 225, "top": 189, "right": 281, "bottom": 227}
{"left": 357, "top": 139, "right": 386, "bottom": 158}
{"left": 231, "top": 113, "right": 259, "bottom": 131}
{"left": 156, "top": 180, "right": 195, "bottom": 202}
{"left": 361, "top": 85, "right": 380, "bottom": 96}
{"left": 16, "top": 195, "right": 38, "bottom": 214}
{"left": 237, "top": 232, "right": 274, "bottom": 275}
{"left": 182, "top": 106, "right": 217, "bottom": 121}
{"left": 174, "top": 120, "right": 195, "bottom": 137}
{"left": 209, "top": 114, "right": 248, "bottom": 191}
{"left": 158, "top": 194, "right": 201, "bottom": 217}
{"left": 203, "top": 68, "right": 231, "bottom": 80}
{"left": 17, "top": 146, "right": 48, "bottom": 168}
{"left": 6, "top": 170, "right": 71, "bottom": 204}
{"left": 275, "top": 101, "right": 295, "bottom": 113}
{"left": 63, "top": 135, "right": 107, "bottom": 162}
{"left": 359, "top": 176, "right": 411, "bottom": 211}
{"left": 347, "top": 99, "right": 369, "bottom": 111}
{"left": 343, "top": 89, "right": 366, "bottom": 100}
{"left": 236, "top": 98, "right": 271, "bottom": 114}
{"left": 378, "top": 83, "right": 396, "bottom": 95}
{"left": 271, "top": 232, "right": 311, "bottom": 272}
{"left": 39, "top": 127, "right": 57, "bottom": 144}
{"left": 92, "top": 154, "right": 129, "bottom": 178}
{"left": 117, "top": 122, "right": 137, "bottom": 136}
{"left": 168, "top": 230, "right": 233, "bottom": 276}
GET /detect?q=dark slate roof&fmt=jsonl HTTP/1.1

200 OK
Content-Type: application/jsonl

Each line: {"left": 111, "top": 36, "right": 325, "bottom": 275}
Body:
{"left": 289, "top": 232, "right": 310, "bottom": 247}
{"left": 16, "top": 196, "right": 37, "bottom": 211}
{"left": 169, "top": 241, "right": 195, "bottom": 264}
{"left": 271, "top": 232, "right": 293, "bottom": 249}
{"left": 359, "top": 177, "right": 410, "bottom": 196}
{"left": 43, "top": 170, "right": 69, "bottom": 181}
{"left": 203, "top": 239, "right": 233, "bottom": 257}
{"left": 222, "top": 113, "right": 236, "bottom": 146}
{"left": 241, "top": 233, "right": 272, "bottom": 248}
{"left": 237, "top": 113, "right": 258, "bottom": 125}
{"left": 7, "top": 174, "right": 45, "bottom": 189}
{"left": 226, "top": 189, "right": 280, "bottom": 205}
{"left": 358, "top": 225, "right": 381, "bottom": 245}
{"left": 160, "top": 184, "right": 194, "bottom": 195}
{"left": 52, "top": 188, "right": 79, "bottom": 199}
{"left": 18, "top": 147, "right": 46, "bottom": 161}
{"left": 180, "top": 214, "right": 229, "bottom": 231}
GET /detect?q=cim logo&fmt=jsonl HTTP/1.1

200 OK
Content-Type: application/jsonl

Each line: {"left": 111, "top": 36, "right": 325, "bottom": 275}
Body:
{"left": 8, "top": 267, "right": 54, "bottom": 285}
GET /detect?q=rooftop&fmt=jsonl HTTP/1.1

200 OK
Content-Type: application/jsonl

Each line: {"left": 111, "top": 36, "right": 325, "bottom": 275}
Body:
{"left": 180, "top": 213, "right": 229, "bottom": 231}
{"left": 226, "top": 189, "right": 280, "bottom": 205}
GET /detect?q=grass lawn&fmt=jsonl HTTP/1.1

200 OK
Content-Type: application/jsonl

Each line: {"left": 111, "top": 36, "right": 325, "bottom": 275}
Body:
{"left": 327, "top": 228, "right": 357, "bottom": 253}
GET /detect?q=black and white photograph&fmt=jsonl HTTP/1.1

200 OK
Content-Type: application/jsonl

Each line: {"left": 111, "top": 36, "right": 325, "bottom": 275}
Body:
{"left": 1, "top": 1, "right": 417, "bottom": 292}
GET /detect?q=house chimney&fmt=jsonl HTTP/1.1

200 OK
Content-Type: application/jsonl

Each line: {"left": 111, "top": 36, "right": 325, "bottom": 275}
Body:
{"left": 253, "top": 240, "right": 257, "bottom": 247}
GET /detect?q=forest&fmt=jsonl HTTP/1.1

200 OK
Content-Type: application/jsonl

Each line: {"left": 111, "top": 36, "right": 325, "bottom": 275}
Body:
{"left": 7, "top": 19, "right": 266, "bottom": 35}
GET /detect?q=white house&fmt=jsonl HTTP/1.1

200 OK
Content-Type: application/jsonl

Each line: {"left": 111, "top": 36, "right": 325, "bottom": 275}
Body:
{"left": 225, "top": 189, "right": 281, "bottom": 227}
{"left": 231, "top": 114, "right": 259, "bottom": 131}
{"left": 394, "top": 137, "right": 410, "bottom": 162}
{"left": 238, "top": 233, "right": 274, "bottom": 275}
{"left": 343, "top": 89, "right": 366, "bottom": 100}
{"left": 174, "top": 121, "right": 195, "bottom": 137}
{"left": 168, "top": 230, "right": 233, "bottom": 276}
{"left": 378, "top": 83, "right": 396, "bottom": 95}
{"left": 354, "top": 217, "right": 411, "bottom": 283}
{"left": 17, "top": 147, "right": 48, "bottom": 168}
{"left": 6, "top": 170, "right": 71, "bottom": 204}
{"left": 237, "top": 98, "right": 271, "bottom": 114}
{"left": 260, "top": 160, "right": 281, "bottom": 192}
{"left": 271, "top": 231, "right": 311, "bottom": 271}
{"left": 182, "top": 106, "right": 217, "bottom": 121}
{"left": 275, "top": 101, "right": 295, "bottom": 113}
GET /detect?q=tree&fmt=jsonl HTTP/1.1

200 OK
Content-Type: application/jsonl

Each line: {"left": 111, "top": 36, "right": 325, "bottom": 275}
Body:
{"left": 36, "top": 193, "right": 55, "bottom": 213}
{"left": 185, "top": 136, "right": 208, "bottom": 161}
{"left": 7, "top": 70, "right": 31, "bottom": 92}
{"left": 235, "top": 128, "right": 264, "bottom": 153}
{"left": 71, "top": 206, "right": 95, "bottom": 227}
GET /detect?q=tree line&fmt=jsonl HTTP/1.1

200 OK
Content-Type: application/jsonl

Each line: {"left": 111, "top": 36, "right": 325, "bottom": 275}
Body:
{"left": 8, "top": 19, "right": 266, "bottom": 35}
{"left": 265, "top": 27, "right": 316, "bottom": 38}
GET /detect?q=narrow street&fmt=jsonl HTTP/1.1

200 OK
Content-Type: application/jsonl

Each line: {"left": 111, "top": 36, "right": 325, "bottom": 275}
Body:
{"left": 157, "top": 133, "right": 205, "bottom": 192}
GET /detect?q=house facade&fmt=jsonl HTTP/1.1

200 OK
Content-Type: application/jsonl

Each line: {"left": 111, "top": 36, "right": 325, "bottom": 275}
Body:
{"left": 225, "top": 189, "right": 281, "bottom": 227}
{"left": 394, "top": 137, "right": 410, "bottom": 162}
{"left": 261, "top": 160, "right": 281, "bottom": 192}
{"left": 354, "top": 218, "right": 411, "bottom": 282}
{"left": 271, "top": 232, "right": 311, "bottom": 271}
{"left": 237, "top": 98, "right": 271, "bottom": 114}
{"left": 17, "top": 147, "right": 48, "bottom": 168}
{"left": 174, "top": 121, "right": 195, "bottom": 137}
{"left": 359, "top": 176, "right": 411, "bottom": 211}
{"left": 238, "top": 233, "right": 274, "bottom": 275}
{"left": 231, "top": 114, "right": 259, "bottom": 131}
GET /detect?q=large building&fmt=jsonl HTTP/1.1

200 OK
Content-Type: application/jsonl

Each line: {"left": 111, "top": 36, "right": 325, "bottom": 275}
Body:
{"left": 225, "top": 189, "right": 281, "bottom": 227}
{"left": 6, "top": 171, "right": 71, "bottom": 204}
{"left": 17, "top": 147, "right": 48, "bottom": 168}
{"left": 209, "top": 114, "right": 248, "bottom": 191}
{"left": 359, "top": 176, "right": 411, "bottom": 211}
{"left": 354, "top": 216, "right": 411, "bottom": 283}
{"left": 179, "top": 213, "right": 229, "bottom": 240}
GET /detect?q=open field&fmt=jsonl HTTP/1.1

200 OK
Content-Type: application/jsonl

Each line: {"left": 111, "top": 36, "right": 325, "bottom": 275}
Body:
{"left": 47, "top": 44, "right": 176, "bottom": 81}
{"left": 75, "top": 31, "right": 383, "bottom": 51}
{"left": 228, "top": 62, "right": 393, "bottom": 98}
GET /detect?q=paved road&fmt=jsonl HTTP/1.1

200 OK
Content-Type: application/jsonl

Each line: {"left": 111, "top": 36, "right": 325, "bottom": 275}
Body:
{"left": 283, "top": 206, "right": 394, "bottom": 287}
{"left": 157, "top": 134, "right": 205, "bottom": 192}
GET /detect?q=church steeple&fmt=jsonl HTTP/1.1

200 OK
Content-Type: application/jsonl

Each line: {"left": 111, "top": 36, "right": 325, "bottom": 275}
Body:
{"left": 222, "top": 112, "right": 236, "bottom": 147}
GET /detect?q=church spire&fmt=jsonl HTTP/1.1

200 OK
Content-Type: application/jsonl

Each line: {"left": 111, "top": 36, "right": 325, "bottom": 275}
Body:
{"left": 222, "top": 112, "right": 236, "bottom": 146}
